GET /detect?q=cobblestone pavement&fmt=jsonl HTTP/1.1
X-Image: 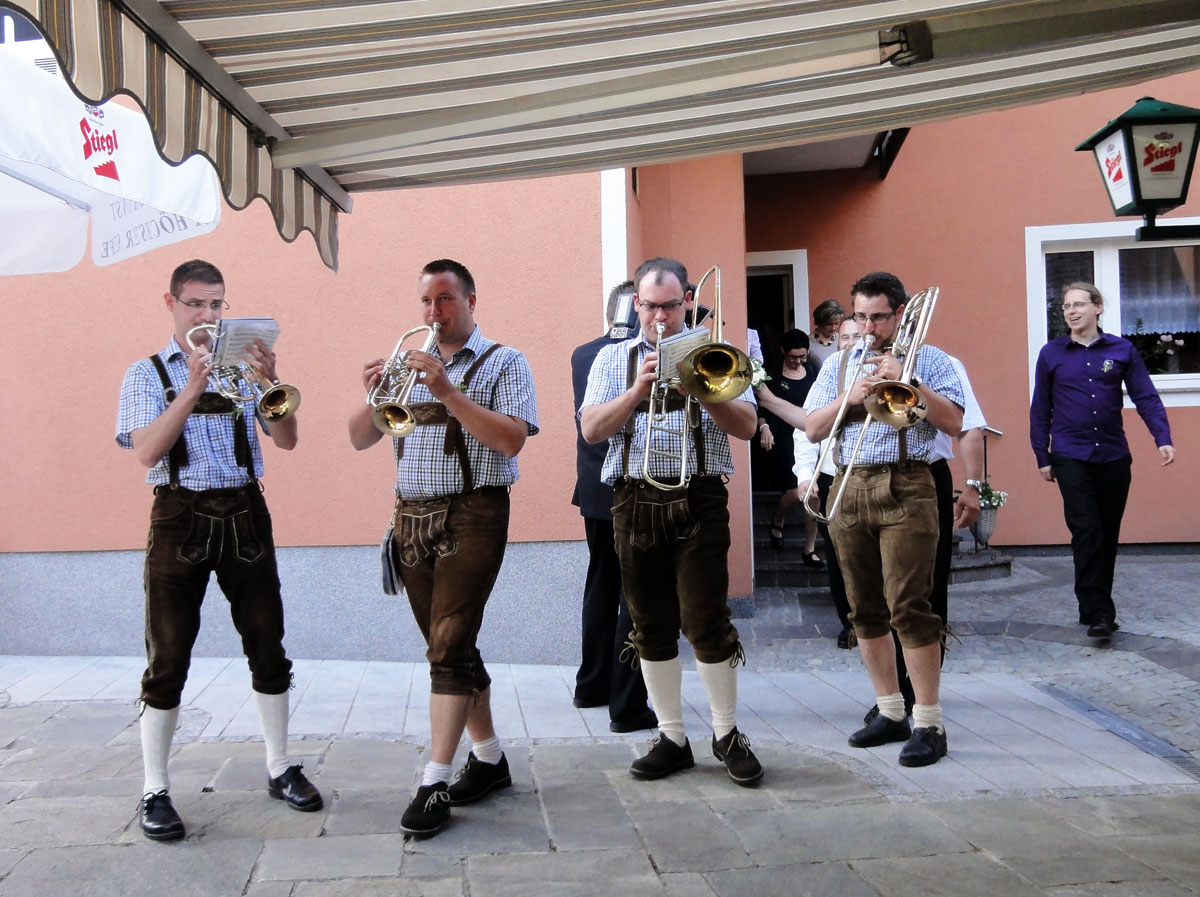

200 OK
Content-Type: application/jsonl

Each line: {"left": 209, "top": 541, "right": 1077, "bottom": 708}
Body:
{"left": 744, "top": 553, "right": 1200, "bottom": 754}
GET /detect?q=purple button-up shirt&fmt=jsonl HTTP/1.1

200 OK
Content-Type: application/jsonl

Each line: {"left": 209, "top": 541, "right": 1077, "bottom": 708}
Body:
{"left": 1029, "top": 332, "right": 1172, "bottom": 468}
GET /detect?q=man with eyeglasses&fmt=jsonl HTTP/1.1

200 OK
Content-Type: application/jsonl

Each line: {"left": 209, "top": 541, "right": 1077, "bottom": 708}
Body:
{"left": 806, "top": 271, "right": 964, "bottom": 767}
{"left": 1030, "top": 282, "right": 1175, "bottom": 642}
{"left": 580, "top": 256, "right": 763, "bottom": 787}
{"left": 116, "top": 259, "right": 320, "bottom": 843}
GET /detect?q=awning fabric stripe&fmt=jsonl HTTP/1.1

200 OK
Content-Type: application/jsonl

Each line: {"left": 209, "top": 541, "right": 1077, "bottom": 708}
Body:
{"left": 7, "top": 1, "right": 1200, "bottom": 273}
{"left": 6, "top": 0, "right": 339, "bottom": 269}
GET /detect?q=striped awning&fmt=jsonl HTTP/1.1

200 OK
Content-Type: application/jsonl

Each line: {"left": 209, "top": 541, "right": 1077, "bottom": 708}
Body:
{"left": 7, "top": 0, "right": 1200, "bottom": 270}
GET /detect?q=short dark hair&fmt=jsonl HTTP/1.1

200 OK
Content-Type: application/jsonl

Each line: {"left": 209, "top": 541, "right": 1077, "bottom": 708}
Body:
{"left": 812, "top": 299, "right": 845, "bottom": 327}
{"left": 781, "top": 329, "right": 810, "bottom": 352}
{"left": 633, "top": 257, "right": 689, "bottom": 295}
{"left": 605, "top": 279, "right": 635, "bottom": 327}
{"left": 1063, "top": 281, "right": 1103, "bottom": 305}
{"left": 422, "top": 258, "right": 476, "bottom": 295}
{"left": 850, "top": 271, "right": 907, "bottom": 311}
{"left": 170, "top": 259, "right": 223, "bottom": 297}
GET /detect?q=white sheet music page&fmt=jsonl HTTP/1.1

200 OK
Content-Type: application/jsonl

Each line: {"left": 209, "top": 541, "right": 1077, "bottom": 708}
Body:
{"left": 656, "top": 327, "right": 710, "bottom": 382}
{"left": 212, "top": 318, "right": 280, "bottom": 366}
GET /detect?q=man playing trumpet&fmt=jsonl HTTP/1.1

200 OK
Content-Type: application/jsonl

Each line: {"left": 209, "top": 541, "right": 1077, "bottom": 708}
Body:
{"left": 349, "top": 259, "right": 539, "bottom": 837}
{"left": 579, "top": 256, "right": 762, "bottom": 787}
{"left": 805, "top": 271, "right": 963, "bottom": 767}
{"left": 116, "top": 259, "right": 320, "bottom": 843}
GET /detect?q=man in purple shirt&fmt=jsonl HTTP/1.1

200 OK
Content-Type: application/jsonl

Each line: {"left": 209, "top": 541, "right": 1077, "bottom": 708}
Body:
{"left": 1030, "top": 282, "right": 1176, "bottom": 641}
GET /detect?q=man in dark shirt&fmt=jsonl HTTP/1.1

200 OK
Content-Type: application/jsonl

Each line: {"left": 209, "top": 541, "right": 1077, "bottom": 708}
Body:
{"left": 570, "top": 280, "right": 655, "bottom": 732}
{"left": 1030, "top": 282, "right": 1175, "bottom": 641}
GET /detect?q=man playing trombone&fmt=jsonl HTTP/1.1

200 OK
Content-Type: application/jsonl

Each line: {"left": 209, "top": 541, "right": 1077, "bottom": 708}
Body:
{"left": 116, "top": 259, "right": 320, "bottom": 843}
{"left": 805, "top": 271, "right": 964, "bottom": 767}
{"left": 349, "top": 259, "right": 539, "bottom": 837}
{"left": 579, "top": 256, "right": 762, "bottom": 787}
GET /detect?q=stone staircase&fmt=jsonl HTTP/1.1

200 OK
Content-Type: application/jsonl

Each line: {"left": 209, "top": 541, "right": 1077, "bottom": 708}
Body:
{"left": 751, "top": 490, "right": 1011, "bottom": 589}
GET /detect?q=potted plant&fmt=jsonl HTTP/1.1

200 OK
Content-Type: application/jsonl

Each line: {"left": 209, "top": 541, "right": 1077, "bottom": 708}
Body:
{"left": 971, "top": 482, "right": 1007, "bottom": 549}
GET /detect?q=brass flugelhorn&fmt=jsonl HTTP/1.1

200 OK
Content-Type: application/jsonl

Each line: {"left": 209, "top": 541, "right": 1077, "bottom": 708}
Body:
{"left": 185, "top": 323, "right": 301, "bottom": 422}
{"left": 367, "top": 322, "right": 441, "bottom": 437}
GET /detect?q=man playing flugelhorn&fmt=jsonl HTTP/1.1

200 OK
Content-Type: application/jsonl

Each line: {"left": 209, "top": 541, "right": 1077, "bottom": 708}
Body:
{"left": 116, "top": 259, "right": 320, "bottom": 843}
{"left": 349, "top": 259, "right": 539, "bottom": 838}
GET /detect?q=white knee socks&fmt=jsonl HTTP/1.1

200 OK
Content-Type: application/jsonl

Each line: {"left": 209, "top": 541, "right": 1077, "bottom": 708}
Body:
{"left": 140, "top": 705, "right": 179, "bottom": 795}
{"left": 640, "top": 657, "right": 686, "bottom": 746}
{"left": 695, "top": 659, "right": 738, "bottom": 741}
{"left": 253, "top": 690, "right": 293, "bottom": 779}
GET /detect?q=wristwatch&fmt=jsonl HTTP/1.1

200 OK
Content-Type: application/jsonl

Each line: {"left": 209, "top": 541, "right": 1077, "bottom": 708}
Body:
{"left": 964, "top": 479, "right": 983, "bottom": 491}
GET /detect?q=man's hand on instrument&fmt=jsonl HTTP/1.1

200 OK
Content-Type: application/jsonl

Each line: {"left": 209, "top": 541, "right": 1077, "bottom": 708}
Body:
{"left": 634, "top": 353, "right": 659, "bottom": 397}
{"left": 861, "top": 351, "right": 902, "bottom": 382}
{"left": 404, "top": 350, "right": 454, "bottom": 399}
{"left": 844, "top": 375, "right": 873, "bottom": 407}
{"left": 245, "top": 339, "right": 278, "bottom": 381}
{"left": 361, "top": 358, "right": 386, "bottom": 392}
{"left": 183, "top": 343, "right": 213, "bottom": 397}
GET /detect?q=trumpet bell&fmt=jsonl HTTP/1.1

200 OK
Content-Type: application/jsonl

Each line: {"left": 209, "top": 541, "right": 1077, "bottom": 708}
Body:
{"left": 865, "top": 380, "right": 927, "bottom": 428}
{"left": 372, "top": 403, "right": 417, "bottom": 438}
{"left": 678, "top": 343, "right": 753, "bottom": 403}
{"left": 258, "top": 383, "right": 301, "bottom": 422}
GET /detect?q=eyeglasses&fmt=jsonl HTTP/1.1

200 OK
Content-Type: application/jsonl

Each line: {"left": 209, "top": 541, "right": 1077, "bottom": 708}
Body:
{"left": 638, "top": 299, "right": 685, "bottom": 313}
{"left": 851, "top": 311, "right": 895, "bottom": 325}
{"left": 1062, "top": 301, "right": 1095, "bottom": 311}
{"left": 177, "top": 298, "right": 229, "bottom": 311}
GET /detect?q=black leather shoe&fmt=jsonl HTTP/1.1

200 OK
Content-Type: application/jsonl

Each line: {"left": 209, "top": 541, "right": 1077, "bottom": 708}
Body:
{"left": 849, "top": 711, "right": 911, "bottom": 748}
{"left": 401, "top": 782, "right": 451, "bottom": 837}
{"left": 268, "top": 764, "right": 323, "bottom": 812}
{"left": 836, "top": 626, "right": 856, "bottom": 650}
{"left": 446, "top": 752, "right": 512, "bottom": 805}
{"left": 139, "top": 790, "right": 185, "bottom": 842}
{"left": 1087, "top": 620, "right": 1115, "bottom": 640}
{"left": 712, "top": 727, "right": 764, "bottom": 787}
{"left": 609, "top": 708, "right": 658, "bottom": 733}
{"left": 631, "top": 735, "right": 694, "bottom": 779}
{"left": 898, "top": 726, "right": 948, "bottom": 767}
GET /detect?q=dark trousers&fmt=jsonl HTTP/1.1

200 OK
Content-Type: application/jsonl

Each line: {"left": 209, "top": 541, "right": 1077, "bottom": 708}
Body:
{"left": 574, "top": 517, "right": 650, "bottom": 722}
{"left": 395, "top": 487, "right": 510, "bottom": 696}
{"left": 891, "top": 458, "right": 953, "bottom": 707}
{"left": 816, "top": 473, "right": 851, "bottom": 629}
{"left": 612, "top": 477, "right": 741, "bottom": 664}
{"left": 141, "top": 485, "right": 292, "bottom": 710}
{"left": 1051, "top": 453, "right": 1132, "bottom": 626}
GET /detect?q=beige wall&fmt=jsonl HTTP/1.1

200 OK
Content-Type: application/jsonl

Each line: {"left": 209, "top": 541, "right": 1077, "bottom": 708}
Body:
{"left": 745, "top": 71, "right": 1200, "bottom": 546}
{"left": 0, "top": 174, "right": 602, "bottom": 552}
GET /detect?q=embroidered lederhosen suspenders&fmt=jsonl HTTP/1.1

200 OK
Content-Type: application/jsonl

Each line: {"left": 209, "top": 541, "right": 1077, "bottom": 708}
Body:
{"left": 621, "top": 343, "right": 706, "bottom": 481}
{"left": 393, "top": 342, "right": 504, "bottom": 493}
{"left": 147, "top": 354, "right": 254, "bottom": 487}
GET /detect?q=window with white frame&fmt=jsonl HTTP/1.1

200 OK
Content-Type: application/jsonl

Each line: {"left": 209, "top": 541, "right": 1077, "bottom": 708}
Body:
{"left": 1025, "top": 220, "right": 1200, "bottom": 406}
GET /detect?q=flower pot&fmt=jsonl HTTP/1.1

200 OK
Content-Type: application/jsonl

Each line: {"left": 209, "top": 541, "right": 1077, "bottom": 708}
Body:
{"left": 971, "top": 506, "right": 998, "bottom": 549}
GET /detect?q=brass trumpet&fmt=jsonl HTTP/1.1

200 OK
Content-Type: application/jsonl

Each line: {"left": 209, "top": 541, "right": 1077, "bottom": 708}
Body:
{"left": 801, "top": 286, "right": 940, "bottom": 522}
{"left": 185, "top": 323, "right": 301, "bottom": 422}
{"left": 640, "top": 265, "right": 753, "bottom": 489}
{"left": 367, "top": 323, "right": 441, "bottom": 437}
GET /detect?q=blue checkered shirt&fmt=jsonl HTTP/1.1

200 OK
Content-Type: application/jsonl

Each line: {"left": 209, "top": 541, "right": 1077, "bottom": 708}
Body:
{"left": 807, "top": 342, "right": 965, "bottom": 466}
{"left": 394, "top": 326, "right": 539, "bottom": 499}
{"left": 116, "top": 336, "right": 266, "bottom": 488}
{"left": 581, "top": 332, "right": 755, "bottom": 486}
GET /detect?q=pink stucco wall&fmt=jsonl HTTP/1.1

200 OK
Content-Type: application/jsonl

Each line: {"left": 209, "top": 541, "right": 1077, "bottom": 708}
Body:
{"left": 0, "top": 174, "right": 600, "bottom": 552}
{"left": 745, "top": 71, "right": 1200, "bottom": 546}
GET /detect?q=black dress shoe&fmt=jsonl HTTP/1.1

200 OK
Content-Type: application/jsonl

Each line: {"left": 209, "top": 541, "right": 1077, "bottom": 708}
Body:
{"left": 848, "top": 711, "right": 911, "bottom": 748}
{"left": 609, "top": 708, "right": 658, "bottom": 733}
{"left": 268, "top": 764, "right": 323, "bottom": 812}
{"left": 631, "top": 735, "right": 694, "bottom": 779}
{"left": 139, "top": 790, "right": 185, "bottom": 842}
{"left": 446, "top": 752, "right": 512, "bottom": 805}
{"left": 401, "top": 782, "right": 451, "bottom": 837}
{"left": 898, "top": 726, "right": 948, "bottom": 767}
{"left": 1087, "top": 620, "right": 1114, "bottom": 640}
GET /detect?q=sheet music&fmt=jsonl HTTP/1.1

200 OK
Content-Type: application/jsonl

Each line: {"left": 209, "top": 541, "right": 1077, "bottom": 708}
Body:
{"left": 656, "top": 327, "right": 711, "bottom": 382}
{"left": 211, "top": 318, "right": 280, "bottom": 367}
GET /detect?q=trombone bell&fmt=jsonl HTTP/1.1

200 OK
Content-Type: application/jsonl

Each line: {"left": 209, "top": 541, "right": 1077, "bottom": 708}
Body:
{"left": 864, "top": 381, "right": 926, "bottom": 428}
{"left": 678, "top": 343, "right": 753, "bottom": 403}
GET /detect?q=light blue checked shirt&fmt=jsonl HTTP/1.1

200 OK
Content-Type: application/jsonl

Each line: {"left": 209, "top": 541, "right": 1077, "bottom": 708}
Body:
{"left": 581, "top": 332, "right": 756, "bottom": 486}
{"left": 116, "top": 336, "right": 265, "bottom": 489}
{"left": 394, "top": 326, "right": 539, "bottom": 500}
{"left": 807, "top": 342, "right": 965, "bottom": 466}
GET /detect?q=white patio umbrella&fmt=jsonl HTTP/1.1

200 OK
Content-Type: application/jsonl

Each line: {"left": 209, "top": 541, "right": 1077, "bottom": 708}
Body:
{"left": 0, "top": 50, "right": 220, "bottom": 275}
